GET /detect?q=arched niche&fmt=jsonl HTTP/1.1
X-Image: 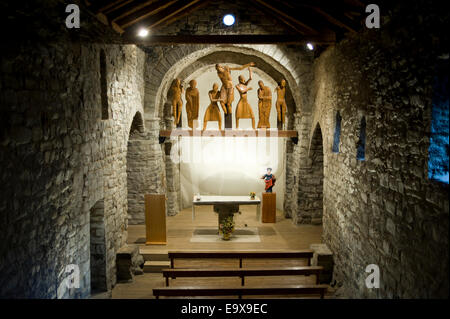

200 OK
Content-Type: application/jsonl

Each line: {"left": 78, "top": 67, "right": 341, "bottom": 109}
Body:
{"left": 149, "top": 45, "right": 304, "bottom": 128}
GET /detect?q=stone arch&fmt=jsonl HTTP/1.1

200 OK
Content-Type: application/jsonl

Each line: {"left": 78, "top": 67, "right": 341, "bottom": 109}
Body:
{"left": 144, "top": 44, "right": 310, "bottom": 217}
{"left": 126, "top": 112, "right": 151, "bottom": 224}
{"left": 129, "top": 111, "right": 145, "bottom": 136}
{"left": 299, "top": 123, "right": 324, "bottom": 224}
{"left": 145, "top": 44, "right": 308, "bottom": 124}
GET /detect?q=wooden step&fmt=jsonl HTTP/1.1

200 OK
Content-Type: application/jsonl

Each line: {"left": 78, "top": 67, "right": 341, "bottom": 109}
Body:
{"left": 141, "top": 252, "right": 169, "bottom": 262}
{"left": 144, "top": 260, "right": 171, "bottom": 273}
{"left": 153, "top": 284, "right": 328, "bottom": 299}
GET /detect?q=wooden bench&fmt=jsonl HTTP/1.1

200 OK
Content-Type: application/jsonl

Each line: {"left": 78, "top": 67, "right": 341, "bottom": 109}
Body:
{"left": 153, "top": 285, "right": 328, "bottom": 299}
{"left": 168, "top": 250, "right": 314, "bottom": 268}
{"left": 162, "top": 266, "right": 323, "bottom": 286}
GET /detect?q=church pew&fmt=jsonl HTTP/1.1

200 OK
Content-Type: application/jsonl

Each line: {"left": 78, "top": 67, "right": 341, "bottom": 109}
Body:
{"left": 153, "top": 285, "right": 328, "bottom": 299}
{"left": 167, "top": 250, "right": 315, "bottom": 268}
{"left": 162, "top": 266, "right": 323, "bottom": 286}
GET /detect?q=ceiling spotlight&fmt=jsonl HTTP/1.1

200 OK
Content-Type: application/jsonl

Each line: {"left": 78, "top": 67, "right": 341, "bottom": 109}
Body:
{"left": 306, "top": 42, "right": 314, "bottom": 51}
{"left": 138, "top": 28, "right": 149, "bottom": 37}
{"left": 223, "top": 14, "right": 235, "bottom": 26}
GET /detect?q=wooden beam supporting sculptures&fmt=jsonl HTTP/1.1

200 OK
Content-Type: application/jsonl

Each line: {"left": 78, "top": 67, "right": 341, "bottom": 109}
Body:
{"left": 159, "top": 129, "right": 298, "bottom": 138}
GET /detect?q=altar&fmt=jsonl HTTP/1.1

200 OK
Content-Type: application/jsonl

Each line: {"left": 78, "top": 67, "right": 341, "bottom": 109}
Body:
{"left": 192, "top": 196, "right": 261, "bottom": 227}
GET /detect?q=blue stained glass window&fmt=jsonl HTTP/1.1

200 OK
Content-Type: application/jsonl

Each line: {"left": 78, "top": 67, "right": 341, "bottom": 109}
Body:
{"left": 428, "top": 61, "right": 449, "bottom": 184}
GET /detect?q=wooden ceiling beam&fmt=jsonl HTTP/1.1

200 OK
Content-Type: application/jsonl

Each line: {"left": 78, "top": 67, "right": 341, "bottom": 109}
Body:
{"left": 100, "top": 0, "right": 135, "bottom": 14}
{"left": 115, "top": 0, "right": 179, "bottom": 29}
{"left": 251, "top": 0, "right": 320, "bottom": 35}
{"left": 86, "top": 0, "right": 120, "bottom": 13}
{"left": 149, "top": 0, "right": 211, "bottom": 32}
{"left": 273, "top": 0, "right": 345, "bottom": 35}
{"left": 123, "top": 0, "right": 205, "bottom": 33}
{"left": 250, "top": 2, "right": 309, "bottom": 35}
{"left": 122, "top": 34, "right": 336, "bottom": 45}
{"left": 308, "top": 6, "right": 360, "bottom": 32}
{"left": 106, "top": 0, "right": 159, "bottom": 21}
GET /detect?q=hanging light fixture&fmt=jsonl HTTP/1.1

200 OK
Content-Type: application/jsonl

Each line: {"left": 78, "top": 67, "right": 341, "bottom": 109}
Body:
{"left": 223, "top": 14, "right": 235, "bottom": 26}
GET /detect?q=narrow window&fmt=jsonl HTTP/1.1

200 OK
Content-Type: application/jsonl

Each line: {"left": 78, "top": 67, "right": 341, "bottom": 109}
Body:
{"left": 332, "top": 111, "right": 342, "bottom": 153}
{"left": 100, "top": 50, "right": 109, "bottom": 120}
{"left": 356, "top": 116, "right": 366, "bottom": 161}
{"left": 428, "top": 60, "right": 449, "bottom": 183}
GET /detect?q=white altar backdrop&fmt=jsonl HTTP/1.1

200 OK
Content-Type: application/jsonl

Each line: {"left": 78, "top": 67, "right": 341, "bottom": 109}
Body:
{"left": 173, "top": 66, "right": 286, "bottom": 210}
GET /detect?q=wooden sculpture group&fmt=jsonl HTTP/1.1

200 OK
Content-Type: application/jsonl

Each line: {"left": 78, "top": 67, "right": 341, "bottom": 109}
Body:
{"left": 170, "top": 62, "right": 287, "bottom": 130}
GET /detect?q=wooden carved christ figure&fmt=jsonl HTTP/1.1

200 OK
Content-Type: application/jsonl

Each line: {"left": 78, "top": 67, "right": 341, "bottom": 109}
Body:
{"left": 215, "top": 62, "right": 255, "bottom": 129}
{"left": 185, "top": 79, "right": 200, "bottom": 129}
{"left": 275, "top": 79, "right": 287, "bottom": 130}
{"left": 171, "top": 79, "right": 184, "bottom": 128}
{"left": 235, "top": 67, "right": 255, "bottom": 129}
{"left": 257, "top": 80, "right": 272, "bottom": 129}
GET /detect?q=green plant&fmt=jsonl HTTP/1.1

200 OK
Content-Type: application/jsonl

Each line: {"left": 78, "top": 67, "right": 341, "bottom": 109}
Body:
{"left": 249, "top": 192, "right": 256, "bottom": 197}
{"left": 219, "top": 216, "right": 235, "bottom": 235}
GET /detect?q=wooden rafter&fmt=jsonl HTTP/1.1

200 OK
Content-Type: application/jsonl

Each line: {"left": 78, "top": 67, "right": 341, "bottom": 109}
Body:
{"left": 107, "top": 0, "right": 160, "bottom": 22}
{"left": 123, "top": 0, "right": 205, "bottom": 33}
{"left": 85, "top": 0, "right": 364, "bottom": 41}
{"left": 98, "top": 0, "right": 133, "bottom": 13}
{"left": 251, "top": 2, "right": 308, "bottom": 35}
{"left": 149, "top": 0, "right": 211, "bottom": 32}
{"left": 272, "top": 0, "right": 341, "bottom": 35}
{"left": 115, "top": 0, "right": 179, "bottom": 29}
{"left": 308, "top": 6, "right": 360, "bottom": 32}
{"left": 251, "top": 0, "right": 320, "bottom": 35}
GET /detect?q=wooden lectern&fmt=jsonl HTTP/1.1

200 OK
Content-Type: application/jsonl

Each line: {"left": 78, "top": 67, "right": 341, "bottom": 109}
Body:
{"left": 145, "top": 194, "right": 167, "bottom": 245}
{"left": 262, "top": 192, "right": 276, "bottom": 223}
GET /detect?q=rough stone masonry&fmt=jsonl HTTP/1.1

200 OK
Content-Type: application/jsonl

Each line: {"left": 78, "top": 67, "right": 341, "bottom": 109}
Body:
{"left": 0, "top": 0, "right": 448, "bottom": 300}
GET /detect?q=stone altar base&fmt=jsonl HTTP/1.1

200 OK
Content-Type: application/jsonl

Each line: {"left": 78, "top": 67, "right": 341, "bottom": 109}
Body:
{"left": 214, "top": 204, "right": 239, "bottom": 232}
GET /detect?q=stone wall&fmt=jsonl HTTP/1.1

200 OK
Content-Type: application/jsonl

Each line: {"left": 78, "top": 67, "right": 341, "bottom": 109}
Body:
{"left": 127, "top": 117, "right": 165, "bottom": 224}
{"left": 307, "top": 1, "right": 449, "bottom": 298}
{"left": 0, "top": 1, "right": 146, "bottom": 298}
{"left": 152, "top": 0, "right": 289, "bottom": 36}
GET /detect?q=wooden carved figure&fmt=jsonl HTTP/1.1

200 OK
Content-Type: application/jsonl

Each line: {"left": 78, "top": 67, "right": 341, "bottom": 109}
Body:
{"left": 171, "top": 78, "right": 183, "bottom": 127}
{"left": 203, "top": 83, "right": 224, "bottom": 131}
{"left": 215, "top": 62, "right": 255, "bottom": 128}
{"left": 275, "top": 79, "right": 287, "bottom": 130}
{"left": 235, "top": 67, "right": 255, "bottom": 129}
{"left": 257, "top": 80, "right": 272, "bottom": 128}
{"left": 261, "top": 167, "right": 276, "bottom": 193}
{"left": 185, "top": 79, "right": 200, "bottom": 129}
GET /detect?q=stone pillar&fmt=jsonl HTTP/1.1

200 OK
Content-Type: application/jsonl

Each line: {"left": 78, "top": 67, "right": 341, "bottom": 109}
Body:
{"left": 116, "top": 245, "right": 145, "bottom": 283}
{"left": 165, "top": 140, "right": 180, "bottom": 216}
{"left": 127, "top": 118, "right": 164, "bottom": 224}
{"left": 310, "top": 243, "right": 334, "bottom": 284}
{"left": 284, "top": 112, "right": 302, "bottom": 219}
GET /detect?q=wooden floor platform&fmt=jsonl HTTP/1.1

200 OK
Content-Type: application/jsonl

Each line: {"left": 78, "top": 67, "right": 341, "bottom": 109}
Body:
{"left": 112, "top": 206, "right": 324, "bottom": 299}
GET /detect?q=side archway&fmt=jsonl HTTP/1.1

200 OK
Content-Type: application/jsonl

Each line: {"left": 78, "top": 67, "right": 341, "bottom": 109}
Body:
{"left": 297, "top": 123, "right": 324, "bottom": 224}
